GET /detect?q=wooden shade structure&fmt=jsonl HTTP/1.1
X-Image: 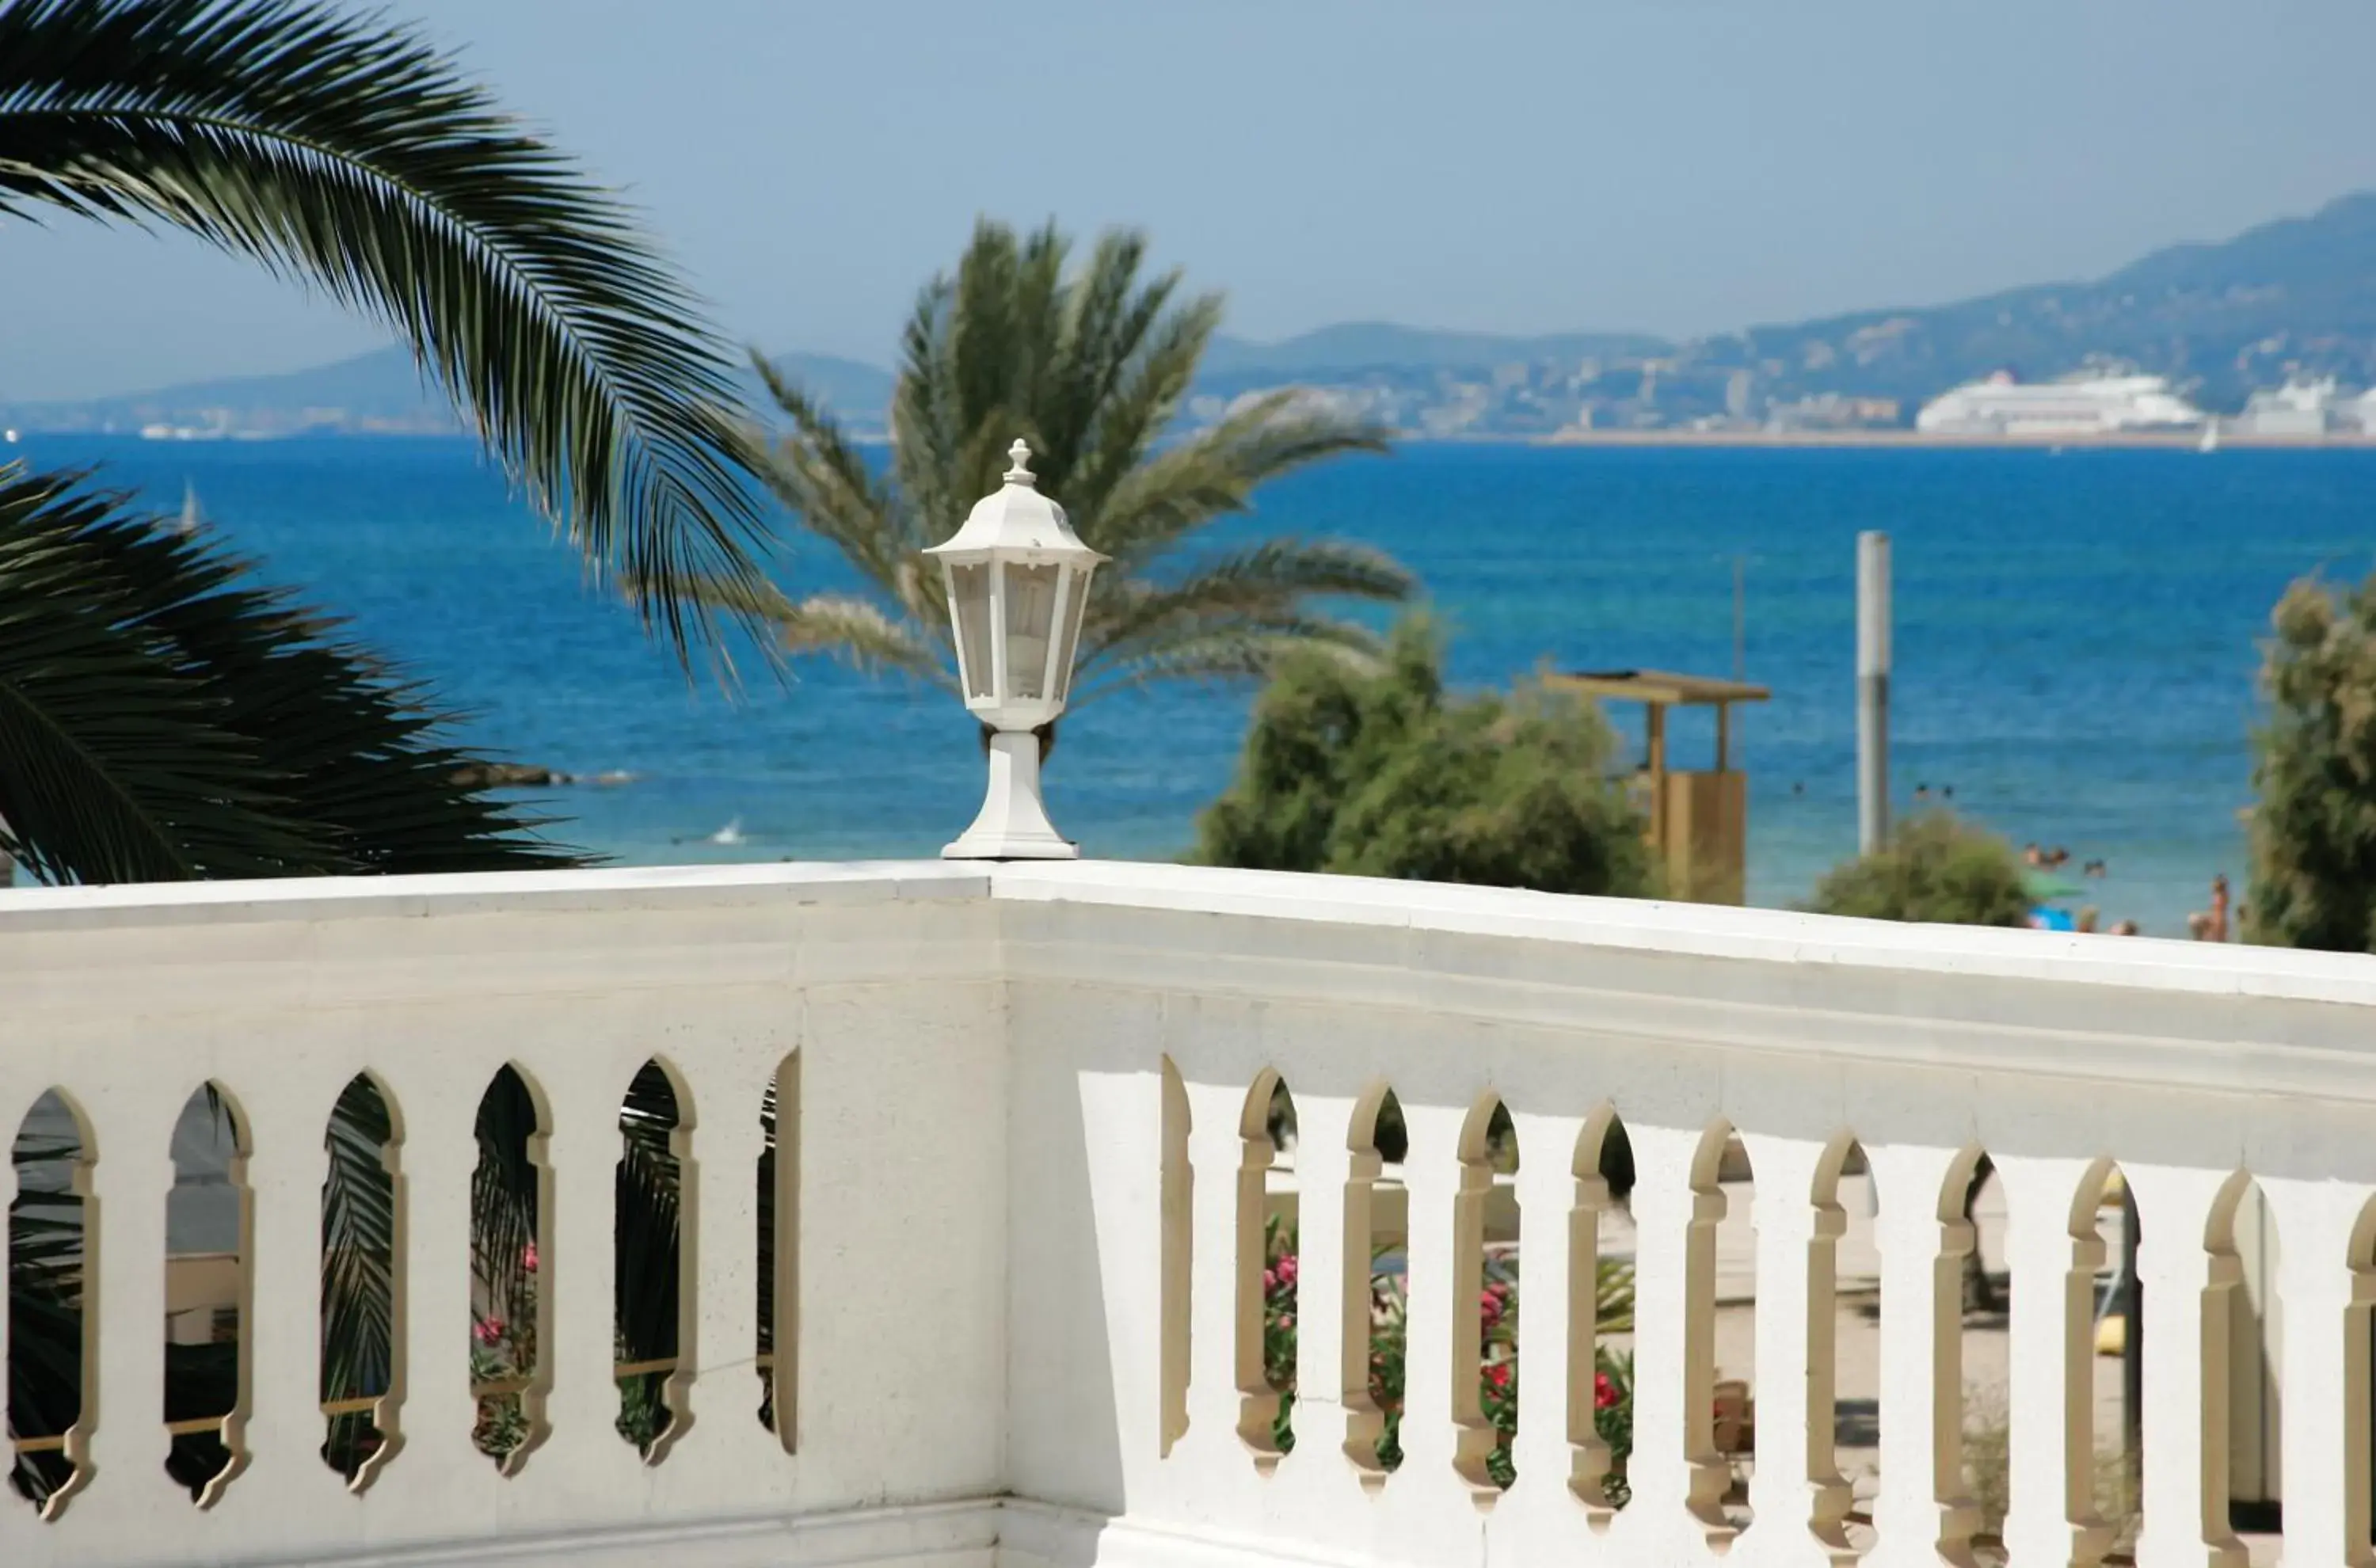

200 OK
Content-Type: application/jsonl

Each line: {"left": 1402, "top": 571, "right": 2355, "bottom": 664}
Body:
{"left": 1545, "top": 668, "right": 1771, "bottom": 904}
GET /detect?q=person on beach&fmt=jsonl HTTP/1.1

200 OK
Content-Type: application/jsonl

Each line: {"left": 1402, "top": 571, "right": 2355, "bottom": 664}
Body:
{"left": 2077, "top": 907, "right": 2099, "bottom": 934}
{"left": 2188, "top": 911, "right": 2213, "bottom": 940}
{"left": 2111, "top": 919, "right": 2140, "bottom": 936}
{"left": 2209, "top": 873, "right": 2232, "bottom": 942}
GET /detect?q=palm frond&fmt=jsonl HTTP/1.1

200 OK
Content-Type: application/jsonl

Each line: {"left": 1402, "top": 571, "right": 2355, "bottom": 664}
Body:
{"left": 0, "top": 466, "right": 581, "bottom": 885}
{"left": 1081, "top": 537, "right": 1413, "bottom": 671}
{"left": 1075, "top": 618, "right": 1388, "bottom": 703}
{"left": 1092, "top": 393, "right": 1394, "bottom": 567}
{"left": 0, "top": 0, "right": 770, "bottom": 655}
{"left": 745, "top": 217, "right": 1403, "bottom": 716}
{"left": 320, "top": 1075, "right": 395, "bottom": 1416}
{"left": 750, "top": 355, "right": 919, "bottom": 603}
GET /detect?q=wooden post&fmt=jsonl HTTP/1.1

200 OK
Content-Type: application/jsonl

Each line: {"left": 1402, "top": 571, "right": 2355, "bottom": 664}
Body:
{"left": 1647, "top": 702, "right": 1669, "bottom": 852}
{"left": 1715, "top": 702, "right": 1731, "bottom": 774}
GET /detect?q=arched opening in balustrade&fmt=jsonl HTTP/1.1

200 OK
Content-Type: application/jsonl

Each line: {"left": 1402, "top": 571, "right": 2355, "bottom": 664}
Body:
{"left": 1454, "top": 1094, "right": 1518, "bottom": 1494}
{"left": 1238, "top": 1071, "right": 1294, "bottom": 1466}
{"left": 1701, "top": 1123, "right": 1757, "bottom": 1535}
{"left": 8, "top": 1090, "right": 96, "bottom": 1517}
{"left": 1955, "top": 1147, "right": 2011, "bottom": 1553}
{"left": 1571, "top": 1106, "right": 1632, "bottom": 1517}
{"left": 757, "top": 1051, "right": 797, "bottom": 1447}
{"left": 2087, "top": 1162, "right": 2144, "bottom": 1557}
{"left": 1346, "top": 1083, "right": 1408, "bottom": 1482}
{"left": 1820, "top": 1136, "right": 1879, "bottom": 1556}
{"left": 470, "top": 1064, "right": 550, "bottom": 1472}
{"left": 320, "top": 1073, "right": 404, "bottom": 1490}
{"left": 164, "top": 1083, "right": 251, "bottom": 1506}
{"left": 1159, "top": 1056, "right": 1191, "bottom": 1458}
{"left": 617, "top": 1058, "right": 694, "bottom": 1462}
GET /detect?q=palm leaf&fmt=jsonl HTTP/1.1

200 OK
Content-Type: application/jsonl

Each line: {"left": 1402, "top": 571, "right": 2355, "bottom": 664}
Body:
{"left": 0, "top": 465, "right": 581, "bottom": 885}
{"left": 744, "top": 218, "right": 1409, "bottom": 710}
{"left": 319, "top": 1076, "right": 395, "bottom": 1424}
{"left": 0, "top": 0, "right": 770, "bottom": 654}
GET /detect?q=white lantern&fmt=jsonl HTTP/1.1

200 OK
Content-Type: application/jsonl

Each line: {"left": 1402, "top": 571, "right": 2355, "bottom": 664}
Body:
{"left": 925, "top": 439, "right": 1106, "bottom": 858}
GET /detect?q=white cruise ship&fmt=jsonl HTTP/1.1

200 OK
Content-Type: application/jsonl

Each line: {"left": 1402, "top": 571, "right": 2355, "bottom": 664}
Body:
{"left": 1915, "top": 370, "right": 2206, "bottom": 436}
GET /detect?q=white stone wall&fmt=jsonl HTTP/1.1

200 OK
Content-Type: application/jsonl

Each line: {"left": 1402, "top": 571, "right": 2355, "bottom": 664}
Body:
{"left": 5, "top": 859, "right": 2376, "bottom": 1568}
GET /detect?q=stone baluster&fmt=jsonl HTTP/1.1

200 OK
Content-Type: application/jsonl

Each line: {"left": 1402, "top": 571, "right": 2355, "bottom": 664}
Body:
{"left": 1863, "top": 1142, "right": 1982, "bottom": 1568}
{"left": 2260, "top": 1176, "right": 2376, "bottom": 1568}
{"left": 533, "top": 1067, "right": 624, "bottom": 1493}
{"left": 1738, "top": 1132, "right": 1857, "bottom": 1568}
{"left": 1390, "top": 1099, "right": 1466, "bottom": 1486}
{"left": 2124, "top": 1165, "right": 2248, "bottom": 1568}
{"left": 1994, "top": 1154, "right": 2114, "bottom": 1568}
{"left": 679, "top": 1052, "right": 771, "bottom": 1463}
{"left": 1613, "top": 1124, "right": 1732, "bottom": 1561}
{"left": 1180, "top": 1075, "right": 1262, "bottom": 1467}
{"left": 1277, "top": 1090, "right": 1351, "bottom": 1494}
{"left": 381, "top": 1086, "right": 484, "bottom": 1506}
{"left": 1492, "top": 1109, "right": 1599, "bottom": 1563}
{"left": 82, "top": 1095, "right": 184, "bottom": 1527}
{"left": 229, "top": 1087, "right": 329, "bottom": 1507}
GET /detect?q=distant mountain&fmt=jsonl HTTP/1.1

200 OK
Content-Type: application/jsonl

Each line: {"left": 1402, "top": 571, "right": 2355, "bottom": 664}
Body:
{"left": 0, "top": 346, "right": 897, "bottom": 438}
{"left": 13, "top": 192, "right": 2376, "bottom": 438}
{"left": 1693, "top": 192, "right": 2376, "bottom": 416}
{"left": 1201, "top": 322, "right": 1669, "bottom": 379}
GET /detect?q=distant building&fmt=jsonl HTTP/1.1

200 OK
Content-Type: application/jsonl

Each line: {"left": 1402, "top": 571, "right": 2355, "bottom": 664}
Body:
{"left": 1915, "top": 371, "right": 2204, "bottom": 436}
{"left": 2237, "top": 376, "right": 2344, "bottom": 437}
{"left": 1765, "top": 393, "right": 1901, "bottom": 432}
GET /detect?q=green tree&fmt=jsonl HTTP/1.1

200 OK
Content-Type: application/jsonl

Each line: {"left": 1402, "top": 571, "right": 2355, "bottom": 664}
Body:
{"left": 1194, "top": 616, "right": 1654, "bottom": 897}
{"left": 703, "top": 218, "right": 1411, "bottom": 735}
{"left": 1803, "top": 811, "right": 2031, "bottom": 927}
{"left": 2245, "top": 572, "right": 2376, "bottom": 951}
{"left": 2, "top": 0, "right": 771, "bottom": 1500}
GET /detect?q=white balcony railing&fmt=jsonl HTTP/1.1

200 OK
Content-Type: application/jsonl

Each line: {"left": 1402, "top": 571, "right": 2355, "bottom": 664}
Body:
{"left": 5, "top": 859, "right": 2375, "bottom": 1568}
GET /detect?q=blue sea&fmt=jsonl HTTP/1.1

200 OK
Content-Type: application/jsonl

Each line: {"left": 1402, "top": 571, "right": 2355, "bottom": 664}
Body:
{"left": 21, "top": 436, "right": 2376, "bottom": 934}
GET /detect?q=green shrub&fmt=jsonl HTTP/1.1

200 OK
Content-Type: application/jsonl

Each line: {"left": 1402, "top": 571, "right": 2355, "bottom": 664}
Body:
{"left": 1805, "top": 812, "right": 2031, "bottom": 927}
{"left": 2247, "top": 572, "right": 2376, "bottom": 950}
{"left": 1194, "top": 616, "right": 1654, "bottom": 899}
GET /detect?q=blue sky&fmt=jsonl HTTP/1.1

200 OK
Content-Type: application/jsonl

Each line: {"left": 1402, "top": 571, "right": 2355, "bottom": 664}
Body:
{"left": 10, "top": 0, "right": 2376, "bottom": 399}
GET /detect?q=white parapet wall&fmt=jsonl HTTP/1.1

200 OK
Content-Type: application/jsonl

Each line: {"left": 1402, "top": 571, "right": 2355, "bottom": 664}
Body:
{"left": 6, "top": 859, "right": 2376, "bottom": 1568}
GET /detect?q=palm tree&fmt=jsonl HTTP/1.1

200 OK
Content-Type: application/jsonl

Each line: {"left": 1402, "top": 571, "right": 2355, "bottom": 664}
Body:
{"left": 2, "top": 0, "right": 775, "bottom": 1499}
{"left": 717, "top": 219, "right": 1412, "bottom": 739}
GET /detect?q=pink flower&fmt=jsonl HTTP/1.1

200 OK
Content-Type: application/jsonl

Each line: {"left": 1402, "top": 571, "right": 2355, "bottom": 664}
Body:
{"left": 1485, "top": 1361, "right": 1513, "bottom": 1389}
{"left": 1274, "top": 1254, "right": 1298, "bottom": 1285}
{"left": 473, "top": 1316, "right": 505, "bottom": 1345}
{"left": 522, "top": 1243, "right": 539, "bottom": 1273}
{"left": 1479, "top": 1289, "right": 1503, "bottom": 1327}
{"left": 1594, "top": 1372, "right": 1620, "bottom": 1410}
{"left": 1277, "top": 1314, "right": 1294, "bottom": 1330}
{"left": 1262, "top": 1268, "right": 1277, "bottom": 1291}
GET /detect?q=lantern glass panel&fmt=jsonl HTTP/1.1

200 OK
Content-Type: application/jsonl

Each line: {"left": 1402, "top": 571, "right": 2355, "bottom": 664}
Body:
{"left": 1004, "top": 562, "right": 1062, "bottom": 702}
{"left": 950, "top": 562, "right": 996, "bottom": 700}
{"left": 1049, "top": 563, "right": 1091, "bottom": 704}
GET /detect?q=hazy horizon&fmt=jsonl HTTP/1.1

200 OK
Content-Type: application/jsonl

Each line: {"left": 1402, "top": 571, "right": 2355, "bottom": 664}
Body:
{"left": 9, "top": 0, "right": 2376, "bottom": 400}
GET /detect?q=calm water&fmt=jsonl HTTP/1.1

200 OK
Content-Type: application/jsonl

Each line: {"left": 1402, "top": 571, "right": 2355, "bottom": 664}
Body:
{"left": 22, "top": 436, "right": 2375, "bottom": 934}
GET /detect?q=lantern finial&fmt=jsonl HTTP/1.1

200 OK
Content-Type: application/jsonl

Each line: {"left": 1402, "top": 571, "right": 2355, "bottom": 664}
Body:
{"left": 1004, "top": 438, "right": 1035, "bottom": 485}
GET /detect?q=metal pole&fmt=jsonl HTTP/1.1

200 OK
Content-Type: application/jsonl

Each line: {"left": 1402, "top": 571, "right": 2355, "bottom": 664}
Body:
{"left": 1856, "top": 531, "right": 1891, "bottom": 854}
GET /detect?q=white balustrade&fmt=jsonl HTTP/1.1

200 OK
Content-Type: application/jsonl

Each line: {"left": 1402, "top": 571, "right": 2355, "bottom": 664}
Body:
{"left": 6, "top": 859, "right": 2376, "bottom": 1568}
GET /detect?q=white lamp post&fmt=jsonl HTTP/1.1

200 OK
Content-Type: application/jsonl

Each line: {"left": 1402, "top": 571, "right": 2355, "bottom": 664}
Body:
{"left": 927, "top": 439, "right": 1106, "bottom": 859}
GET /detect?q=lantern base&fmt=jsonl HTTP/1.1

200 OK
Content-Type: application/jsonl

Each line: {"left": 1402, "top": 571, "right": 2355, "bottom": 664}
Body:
{"left": 944, "top": 730, "right": 1078, "bottom": 860}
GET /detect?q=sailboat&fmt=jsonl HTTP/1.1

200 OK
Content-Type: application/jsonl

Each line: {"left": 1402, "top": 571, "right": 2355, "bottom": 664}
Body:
{"left": 2199, "top": 419, "right": 2221, "bottom": 454}
{"left": 174, "top": 480, "right": 203, "bottom": 535}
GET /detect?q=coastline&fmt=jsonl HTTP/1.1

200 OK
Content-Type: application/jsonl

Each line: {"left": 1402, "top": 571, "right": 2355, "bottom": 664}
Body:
{"left": 1536, "top": 427, "right": 2376, "bottom": 450}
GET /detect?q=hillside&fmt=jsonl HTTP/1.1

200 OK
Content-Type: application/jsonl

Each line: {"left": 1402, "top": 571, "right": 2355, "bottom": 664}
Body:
{"left": 0, "top": 348, "right": 897, "bottom": 439}
{"left": 1687, "top": 192, "right": 2376, "bottom": 416}
{"left": 10, "top": 192, "right": 2376, "bottom": 437}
